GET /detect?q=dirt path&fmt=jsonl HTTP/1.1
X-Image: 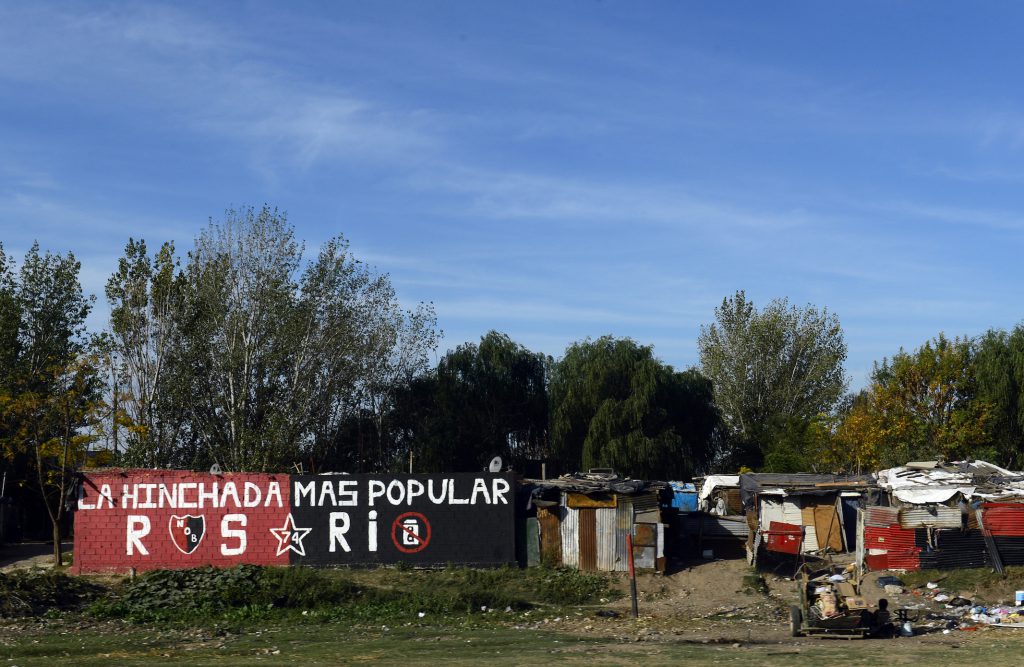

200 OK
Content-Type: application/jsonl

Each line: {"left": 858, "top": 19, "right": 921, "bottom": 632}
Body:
{"left": 0, "top": 542, "right": 72, "bottom": 570}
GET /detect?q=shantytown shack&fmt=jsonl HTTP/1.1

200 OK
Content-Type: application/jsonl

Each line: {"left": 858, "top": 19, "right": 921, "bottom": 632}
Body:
{"left": 522, "top": 471, "right": 667, "bottom": 573}
{"left": 864, "top": 460, "right": 1024, "bottom": 572}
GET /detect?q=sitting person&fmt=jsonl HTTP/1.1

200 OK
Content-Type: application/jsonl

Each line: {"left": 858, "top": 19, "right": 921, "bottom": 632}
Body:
{"left": 860, "top": 598, "right": 895, "bottom": 638}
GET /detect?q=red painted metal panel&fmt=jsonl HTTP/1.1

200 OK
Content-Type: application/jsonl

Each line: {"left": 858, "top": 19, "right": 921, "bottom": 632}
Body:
{"left": 864, "top": 525, "right": 916, "bottom": 550}
{"left": 982, "top": 503, "right": 1024, "bottom": 537}
{"left": 765, "top": 521, "right": 803, "bottom": 554}
{"left": 883, "top": 549, "right": 921, "bottom": 571}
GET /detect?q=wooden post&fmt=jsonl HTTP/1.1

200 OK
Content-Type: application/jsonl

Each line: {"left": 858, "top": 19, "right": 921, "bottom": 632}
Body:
{"left": 627, "top": 533, "right": 639, "bottom": 619}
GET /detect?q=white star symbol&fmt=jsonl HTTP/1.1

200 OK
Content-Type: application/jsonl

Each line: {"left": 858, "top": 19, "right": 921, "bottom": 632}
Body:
{"left": 270, "top": 513, "right": 312, "bottom": 557}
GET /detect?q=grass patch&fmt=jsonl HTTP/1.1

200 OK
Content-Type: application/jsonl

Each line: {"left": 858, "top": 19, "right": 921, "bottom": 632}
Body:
{"left": 898, "top": 566, "right": 1024, "bottom": 600}
{"left": 86, "top": 564, "right": 616, "bottom": 624}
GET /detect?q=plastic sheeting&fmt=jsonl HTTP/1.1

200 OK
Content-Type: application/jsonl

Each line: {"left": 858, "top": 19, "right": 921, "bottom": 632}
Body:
{"left": 697, "top": 475, "right": 740, "bottom": 512}
{"left": 877, "top": 460, "right": 1024, "bottom": 503}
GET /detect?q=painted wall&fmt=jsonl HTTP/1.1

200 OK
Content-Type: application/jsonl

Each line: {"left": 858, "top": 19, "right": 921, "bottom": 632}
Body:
{"left": 72, "top": 470, "right": 517, "bottom": 573}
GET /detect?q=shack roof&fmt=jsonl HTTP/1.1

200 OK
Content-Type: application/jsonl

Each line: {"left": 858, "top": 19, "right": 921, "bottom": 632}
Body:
{"left": 877, "top": 460, "right": 1024, "bottom": 504}
{"left": 738, "top": 472, "right": 875, "bottom": 510}
{"left": 523, "top": 471, "right": 664, "bottom": 497}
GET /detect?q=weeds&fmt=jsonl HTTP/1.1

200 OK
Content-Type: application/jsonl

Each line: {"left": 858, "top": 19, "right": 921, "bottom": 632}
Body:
{"left": 85, "top": 564, "right": 615, "bottom": 624}
{"left": 0, "top": 569, "right": 104, "bottom": 617}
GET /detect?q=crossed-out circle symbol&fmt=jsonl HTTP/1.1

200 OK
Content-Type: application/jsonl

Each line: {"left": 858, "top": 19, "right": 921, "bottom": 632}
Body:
{"left": 392, "top": 511, "right": 432, "bottom": 553}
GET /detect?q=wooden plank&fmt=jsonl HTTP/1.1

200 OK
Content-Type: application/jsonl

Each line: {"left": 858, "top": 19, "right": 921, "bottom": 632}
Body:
{"left": 813, "top": 504, "right": 844, "bottom": 552}
{"left": 567, "top": 493, "right": 616, "bottom": 509}
{"left": 537, "top": 507, "right": 562, "bottom": 566}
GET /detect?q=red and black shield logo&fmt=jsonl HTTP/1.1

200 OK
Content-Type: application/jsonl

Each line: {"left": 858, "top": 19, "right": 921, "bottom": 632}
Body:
{"left": 169, "top": 515, "right": 206, "bottom": 554}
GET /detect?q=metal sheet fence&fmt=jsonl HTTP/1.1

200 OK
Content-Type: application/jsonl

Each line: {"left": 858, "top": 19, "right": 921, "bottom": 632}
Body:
{"left": 899, "top": 506, "right": 962, "bottom": 529}
{"left": 982, "top": 503, "right": 1024, "bottom": 537}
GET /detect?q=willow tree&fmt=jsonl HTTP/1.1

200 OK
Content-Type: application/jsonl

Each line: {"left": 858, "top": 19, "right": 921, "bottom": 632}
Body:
{"left": 392, "top": 331, "right": 549, "bottom": 473}
{"left": 975, "top": 326, "right": 1024, "bottom": 467}
{"left": 549, "top": 336, "right": 717, "bottom": 479}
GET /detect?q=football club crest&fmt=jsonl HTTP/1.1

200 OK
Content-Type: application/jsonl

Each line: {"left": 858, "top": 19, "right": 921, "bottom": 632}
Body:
{"left": 169, "top": 514, "right": 206, "bottom": 554}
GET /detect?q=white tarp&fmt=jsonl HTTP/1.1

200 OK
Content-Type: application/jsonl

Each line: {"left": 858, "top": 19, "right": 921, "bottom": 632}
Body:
{"left": 697, "top": 475, "right": 740, "bottom": 513}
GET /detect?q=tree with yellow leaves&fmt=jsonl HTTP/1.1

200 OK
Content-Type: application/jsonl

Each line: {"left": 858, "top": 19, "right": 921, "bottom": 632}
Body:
{"left": 829, "top": 334, "right": 995, "bottom": 470}
{"left": 0, "top": 243, "right": 98, "bottom": 565}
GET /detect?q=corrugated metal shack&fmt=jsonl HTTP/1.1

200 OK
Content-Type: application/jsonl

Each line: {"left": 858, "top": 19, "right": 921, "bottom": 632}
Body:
{"left": 741, "top": 473, "right": 877, "bottom": 564}
{"left": 524, "top": 472, "right": 667, "bottom": 573}
{"left": 664, "top": 475, "right": 748, "bottom": 560}
{"left": 865, "top": 460, "right": 1024, "bottom": 572}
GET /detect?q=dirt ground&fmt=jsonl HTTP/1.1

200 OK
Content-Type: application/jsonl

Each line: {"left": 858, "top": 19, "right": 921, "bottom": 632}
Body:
{"left": 503, "top": 557, "right": 1004, "bottom": 649}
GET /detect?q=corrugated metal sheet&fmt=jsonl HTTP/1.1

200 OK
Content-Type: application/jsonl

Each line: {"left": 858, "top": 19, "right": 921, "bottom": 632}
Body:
{"left": 983, "top": 503, "right": 1024, "bottom": 537}
{"left": 702, "top": 515, "right": 749, "bottom": 538}
{"left": 537, "top": 507, "right": 562, "bottom": 566}
{"left": 781, "top": 499, "right": 803, "bottom": 525}
{"left": 865, "top": 505, "right": 900, "bottom": 527}
{"left": 560, "top": 499, "right": 579, "bottom": 568}
{"left": 804, "top": 525, "right": 819, "bottom": 552}
{"left": 883, "top": 550, "right": 922, "bottom": 571}
{"left": 899, "top": 505, "right": 962, "bottom": 529}
{"left": 759, "top": 498, "right": 786, "bottom": 532}
{"left": 917, "top": 529, "right": 989, "bottom": 569}
{"left": 633, "top": 491, "right": 661, "bottom": 523}
{"left": 765, "top": 521, "right": 803, "bottom": 554}
{"left": 632, "top": 493, "right": 659, "bottom": 512}
{"left": 994, "top": 536, "right": 1024, "bottom": 566}
{"left": 864, "top": 525, "right": 917, "bottom": 550}
{"left": 578, "top": 508, "right": 597, "bottom": 571}
{"left": 615, "top": 495, "right": 632, "bottom": 572}
{"left": 595, "top": 507, "right": 617, "bottom": 571}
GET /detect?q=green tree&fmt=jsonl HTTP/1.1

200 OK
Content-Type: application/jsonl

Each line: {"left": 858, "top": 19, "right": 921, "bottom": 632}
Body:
{"left": 110, "top": 206, "right": 442, "bottom": 472}
{"left": 0, "top": 243, "right": 97, "bottom": 565}
{"left": 104, "top": 238, "right": 190, "bottom": 467}
{"left": 391, "top": 331, "right": 549, "bottom": 473}
{"left": 697, "top": 290, "right": 848, "bottom": 467}
{"left": 975, "top": 326, "right": 1024, "bottom": 467}
{"left": 550, "top": 336, "right": 717, "bottom": 479}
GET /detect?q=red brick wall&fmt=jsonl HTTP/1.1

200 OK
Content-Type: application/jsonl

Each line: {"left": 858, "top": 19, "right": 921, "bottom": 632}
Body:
{"left": 73, "top": 470, "right": 291, "bottom": 573}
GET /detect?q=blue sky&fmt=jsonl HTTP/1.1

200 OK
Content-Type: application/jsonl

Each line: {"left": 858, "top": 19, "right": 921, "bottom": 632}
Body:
{"left": 2, "top": 2, "right": 1023, "bottom": 389}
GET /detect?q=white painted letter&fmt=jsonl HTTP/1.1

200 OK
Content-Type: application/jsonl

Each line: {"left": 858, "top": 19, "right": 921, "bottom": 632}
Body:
{"left": 77, "top": 485, "right": 95, "bottom": 511}
{"left": 386, "top": 480, "right": 405, "bottom": 505}
{"left": 407, "top": 480, "right": 424, "bottom": 505}
{"left": 492, "top": 478, "right": 510, "bottom": 504}
{"left": 265, "top": 481, "right": 283, "bottom": 507}
{"left": 368, "top": 510, "right": 378, "bottom": 552}
{"left": 221, "top": 514, "right": 247, "bottom": 556}
{"left": 127, "top": 515, "right": 150, "bottom": 555}
{"left": 329, "top": 512, "right": 351, "bottom": 553}
{"left": 337, "top": 480, "right": 358, "bottom": 506}
{"left": 368, "top": 480, "right": 386, "bottom": 506}
{"left": 470, "top": 478, "right": 490, "bottom": 505}
{"left": 243, "top": 482, "right": 261, "bottom": 507}
{"left": 294, "top": 480, "right": 316, "bottom": 507}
